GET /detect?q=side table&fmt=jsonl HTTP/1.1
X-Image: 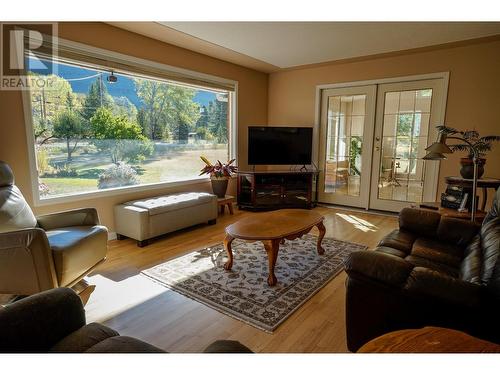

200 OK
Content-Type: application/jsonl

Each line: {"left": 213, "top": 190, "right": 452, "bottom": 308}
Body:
{"left": 445, "top": 176, "right": 500, "bottom": 211}
{"left": 218, "top": 195, "right": 235, "bottom": 215}
{"left": 415, "top": 202, "right": 486, "bottom": 223}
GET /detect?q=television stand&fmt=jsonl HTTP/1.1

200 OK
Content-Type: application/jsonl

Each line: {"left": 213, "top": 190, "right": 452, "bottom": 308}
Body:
{"left": 237, "top": 170, "right": 318, "bottom": 211}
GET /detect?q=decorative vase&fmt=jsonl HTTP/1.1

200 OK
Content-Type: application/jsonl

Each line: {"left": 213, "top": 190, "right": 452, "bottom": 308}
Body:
{"left": 211, "top": 177, "right": 229, "bottom": 198}
{"left": 459, "top": 158, "right": 486, "bottom": 179}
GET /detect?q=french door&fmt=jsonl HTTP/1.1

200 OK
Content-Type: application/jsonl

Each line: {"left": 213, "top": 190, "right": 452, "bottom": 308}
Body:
{"left": 318, "top": 76, "right": 447, "bottom": 212}
{"left": 317, "top": 85, "right": 376, "bottom": 208}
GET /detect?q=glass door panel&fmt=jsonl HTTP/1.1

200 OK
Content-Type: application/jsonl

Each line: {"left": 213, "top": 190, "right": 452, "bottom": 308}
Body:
{"left": 318, "top": 85, "right": 376, "bottom": 208}
{"left": 370, "top": 79, "right": 445, "bottom": 212}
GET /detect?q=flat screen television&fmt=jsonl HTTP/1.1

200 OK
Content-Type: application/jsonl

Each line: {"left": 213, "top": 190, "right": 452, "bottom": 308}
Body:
{"left": 248, "top": 126, "right": 313, "bottom": 165}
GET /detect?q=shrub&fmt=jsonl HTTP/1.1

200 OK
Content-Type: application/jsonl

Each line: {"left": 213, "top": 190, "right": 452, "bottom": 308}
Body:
{"left": 98, "top": 162, "right": 139, "bottom": 190}
{"left": 38, "top": 179, "right": 50, "bottom": 196}
{"left": 36, "top": 147, "right": 54, "bottom": 176}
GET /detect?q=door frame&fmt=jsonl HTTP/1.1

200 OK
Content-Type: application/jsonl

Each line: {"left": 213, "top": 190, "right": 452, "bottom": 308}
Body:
{"left": 313, "top": 72, "right": 450, "bottom": 209}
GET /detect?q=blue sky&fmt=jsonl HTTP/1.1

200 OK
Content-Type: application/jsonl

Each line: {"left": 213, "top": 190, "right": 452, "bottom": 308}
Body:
{"left": 27, "top": 57, "right": 217, "bottom": 107}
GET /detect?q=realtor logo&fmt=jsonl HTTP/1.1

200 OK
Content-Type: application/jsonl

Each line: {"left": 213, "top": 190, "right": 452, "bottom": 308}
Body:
{"left": 1, "top": 22, "right": 58, "bottom": 90}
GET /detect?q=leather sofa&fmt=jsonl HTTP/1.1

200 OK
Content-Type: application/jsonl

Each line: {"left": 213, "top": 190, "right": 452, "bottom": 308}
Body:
{"left": 0, "top": 161, "right": 108, "bottom": 295}
{"left": 345, "top": 188, "right": 500, "bottom": 352}
{"left": 0, "top": 288, "right": 252, "bottom": 353}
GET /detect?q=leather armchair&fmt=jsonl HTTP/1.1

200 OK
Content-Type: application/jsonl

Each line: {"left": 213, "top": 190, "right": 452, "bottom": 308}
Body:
{"left": 345, "top": 188, "right": 500, "bottom": 352}
{"left": 0, "top": 161, "right": 108, "bottom": 295}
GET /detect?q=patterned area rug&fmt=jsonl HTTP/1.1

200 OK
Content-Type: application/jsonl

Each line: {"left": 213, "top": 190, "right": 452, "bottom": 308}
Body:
{"left": 142, "top": 234, "right": 366, "bottom": 332}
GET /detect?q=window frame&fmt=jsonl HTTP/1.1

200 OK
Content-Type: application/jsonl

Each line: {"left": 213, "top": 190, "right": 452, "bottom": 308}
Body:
{"left": 21, "top": 36, "right": 238, "bottom": 207}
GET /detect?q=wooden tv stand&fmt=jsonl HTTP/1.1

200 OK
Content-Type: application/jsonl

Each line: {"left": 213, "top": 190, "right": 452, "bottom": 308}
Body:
{"left": 237, "top": 170, "right": 318, "bottom": 211}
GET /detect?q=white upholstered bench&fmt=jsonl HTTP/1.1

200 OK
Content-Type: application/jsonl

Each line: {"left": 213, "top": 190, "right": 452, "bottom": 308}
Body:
{"left": 114, "top": 192, "right": 218, "bottom": 247}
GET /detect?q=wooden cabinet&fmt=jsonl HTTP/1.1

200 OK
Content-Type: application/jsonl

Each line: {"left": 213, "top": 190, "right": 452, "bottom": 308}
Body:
{"left": 237, "top": 171, "right": 318, "bottom": 211}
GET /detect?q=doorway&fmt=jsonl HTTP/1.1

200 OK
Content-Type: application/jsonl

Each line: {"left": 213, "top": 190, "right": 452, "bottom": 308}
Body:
{"left": 317, "top": 74, "right": 448, "bottom": 212}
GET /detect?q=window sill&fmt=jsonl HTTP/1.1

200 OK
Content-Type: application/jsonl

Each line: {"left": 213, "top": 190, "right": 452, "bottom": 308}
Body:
{"left": 34, "top": 176, "right": 212, "bottom": 207}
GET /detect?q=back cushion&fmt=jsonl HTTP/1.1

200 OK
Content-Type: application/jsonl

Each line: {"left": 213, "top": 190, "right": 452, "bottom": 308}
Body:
{"left": 437, "top": 217, "right": 480, "bottom": 247}
{"left": 460, "top": 234, "right": 481, "bottom": 284}
{"left": 399, "top": 208, "right": 441, "bottom": 238}
{"left": 480, "top": 217, "right": 500, "bottom": 286}
{"left": 0, "top": 185, "right": 37, "bottom": 233}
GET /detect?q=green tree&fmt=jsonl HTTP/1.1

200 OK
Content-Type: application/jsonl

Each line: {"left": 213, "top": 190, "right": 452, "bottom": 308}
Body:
{"left": 29, "top": 73, "right": 73, "bottom": 145}
{"left": 90, "top": 107, "right": 153, "bottom": 164}
{"left": 53, "top": 110, "right": 87, "bottom": 161}
{"left": 81, "top": 76, "right": 113, "bottom": 123}
{"left": 134, "top": 79, "right": 200, "bottom": 141}
{"left": 113, "top": 96, "right": 138, "bottom": 121}
{"left": 167, "top": 86, "right": 200, "bottom": 143}
{"left": 134, "top": 79, "right": 170, "bottom": 140}
{"left": 65, "top": 91, "right": 76, "bottom": 110}
{"left": 208, "top": 94, "right": 228, "bottom": 143}
{"left": 196, "top": 105, "right": 209, "bottom": 130}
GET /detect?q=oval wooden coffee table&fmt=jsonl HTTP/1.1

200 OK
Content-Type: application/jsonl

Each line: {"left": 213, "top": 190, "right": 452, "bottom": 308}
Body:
{"left": 223, "top": 209, "right": 326, "bottom": 286}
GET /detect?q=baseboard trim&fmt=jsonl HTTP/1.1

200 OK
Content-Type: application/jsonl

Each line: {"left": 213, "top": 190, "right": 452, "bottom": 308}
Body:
{"left": 317, "top": 203, "right": 398, "bottom": 217}
{"left": 108, "top": 232, "right": 117, "bottom": 241}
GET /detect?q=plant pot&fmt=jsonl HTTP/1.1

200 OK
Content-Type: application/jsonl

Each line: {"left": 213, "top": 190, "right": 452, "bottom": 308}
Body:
{"left": 211, "top": 178, "right": 229, "bottom": 198}
{"left": 459, "top": 158, "right": 486, "bottom": 179}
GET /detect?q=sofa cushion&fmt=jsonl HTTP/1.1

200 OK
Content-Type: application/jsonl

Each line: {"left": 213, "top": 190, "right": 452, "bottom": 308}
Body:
{"left": 411, "top": 238, "right": 462, "bottom": 268}
{"left": 47, "top": 225, "right": 108, "bottom": 286}
{"left": 399, "top": 208, "right": 441, "bottom": 238}
{"left": 460, "top": 235, "right": 482, "bottom": 284}
{"left": 480, "top": 217, "right": 500, "bottom": 286}
{"left": 124, "top": 192, "right": 215, "bottom": 216}
{"left": 378, "top": 229, "right": 416, "bottom": 254}
{"left": 50, "top": 322, "right": 118, "bottom": 352}
{"left": 404, "top": 255, "right": 459, "bottom": 278}
{"left": 437, "top": 217, "right": 480, "bottom": 247}
{"left": 376, "top": 246, "right": 407, "bottom": 258}
{"left": 85, "top": 336, "right": 165, "bottom": 353}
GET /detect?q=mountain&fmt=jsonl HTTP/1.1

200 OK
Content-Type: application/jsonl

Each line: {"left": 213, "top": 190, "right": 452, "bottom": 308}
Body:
{"left": 28, "top": 57, "right": 217, "bottom": 108}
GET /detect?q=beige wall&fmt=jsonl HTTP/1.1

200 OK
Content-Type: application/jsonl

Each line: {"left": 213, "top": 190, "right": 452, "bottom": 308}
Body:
{"left": 0, "top": 22, "right": 268, "bottom": 231}
{"left": 268, "top": 38, "right": 500, "bottom": 206}
{"left": 1, "top": 23, "right": 499, "bottom": 229}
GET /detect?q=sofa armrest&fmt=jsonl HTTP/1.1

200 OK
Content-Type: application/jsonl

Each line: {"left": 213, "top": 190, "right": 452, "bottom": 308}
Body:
{"left": 0, "top": 228, "right": 57, "bottom": 294}
{"left": 0, "top": 288, "right": 86, "bottom": 352}
{"left": 404, "top": 267, "right": 482, "bottom": 309}
{"left": 345, "top": 250, "right": 414, "bottom": 287}
{"left": 203, "top": 340, "right": 253, "bottom": 353}
{"left": 37, "top": 208, "right": 100, "bottom": 230}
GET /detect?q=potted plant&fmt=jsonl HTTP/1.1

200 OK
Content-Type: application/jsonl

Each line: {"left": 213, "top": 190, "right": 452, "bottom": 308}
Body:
{"left": 200, "top": 156, "right": 238, "bottom": 198}
{"left": 437, "top": 125, "right": 500, "bottom": 179}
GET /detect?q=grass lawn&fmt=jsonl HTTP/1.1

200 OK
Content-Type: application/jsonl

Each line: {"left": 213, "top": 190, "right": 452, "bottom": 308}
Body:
{"left": 41, "top": 177, "right": 99, "bottom": 196}
{"left": 41, "top": 145, "right": 228, "bottom": 197}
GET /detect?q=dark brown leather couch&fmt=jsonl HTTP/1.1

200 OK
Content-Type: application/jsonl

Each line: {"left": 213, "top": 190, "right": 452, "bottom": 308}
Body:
{"left": 345, "top": 188, "right": 500, "bottom": 352}
{"left": 0, "top": 288, "right": 252, "bottom": 353}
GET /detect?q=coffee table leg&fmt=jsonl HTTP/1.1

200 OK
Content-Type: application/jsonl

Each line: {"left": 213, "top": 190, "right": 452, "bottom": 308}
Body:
{"left": 263, "top": 239, "right": 280, "bottom": 286}
{"left": 223, "top": 234, "right": 235, "bottom": 270}
{"left": 316, "top": 221, "right": 326, "bottom": 255}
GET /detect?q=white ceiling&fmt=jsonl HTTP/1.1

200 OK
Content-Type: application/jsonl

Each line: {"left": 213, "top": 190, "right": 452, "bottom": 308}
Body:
{"left": 111, "top": 22, "right": 500, "bottom": 72}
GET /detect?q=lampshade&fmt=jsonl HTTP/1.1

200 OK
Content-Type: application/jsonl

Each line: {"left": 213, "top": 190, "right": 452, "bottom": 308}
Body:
{"left": 423, "top": 151, "right": 447, "bottom": 160}
{"left": 425, "top": 133, "right": 453, "bottom": 154}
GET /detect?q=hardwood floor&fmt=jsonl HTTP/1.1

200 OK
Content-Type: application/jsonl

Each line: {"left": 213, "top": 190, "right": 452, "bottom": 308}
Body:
{"left": 84, "top": 206, "right": 397, "bottom": 353}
